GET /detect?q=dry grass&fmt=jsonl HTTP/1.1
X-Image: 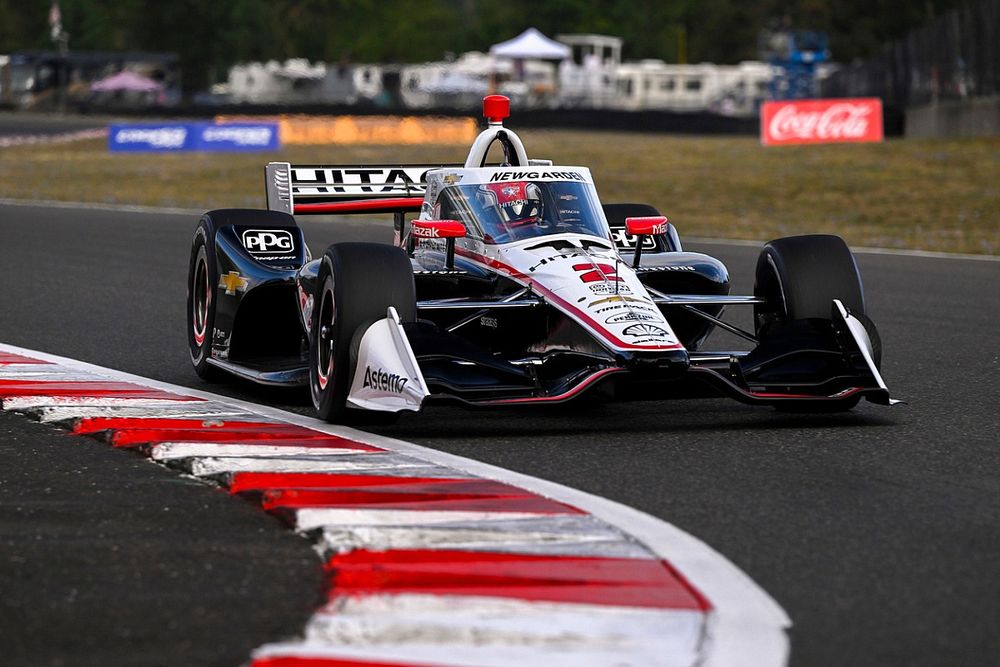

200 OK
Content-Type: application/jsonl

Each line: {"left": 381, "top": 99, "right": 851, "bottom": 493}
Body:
{"left": 1, "top": 130, "right": 997, "bottom": 255}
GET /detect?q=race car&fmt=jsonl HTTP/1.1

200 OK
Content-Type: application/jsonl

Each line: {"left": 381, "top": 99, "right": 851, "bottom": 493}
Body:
{"left": 187, "top": 95, "right": 895, "bottom": 422}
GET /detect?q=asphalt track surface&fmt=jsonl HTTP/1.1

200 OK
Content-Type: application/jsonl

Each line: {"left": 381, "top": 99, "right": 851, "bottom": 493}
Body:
{"left": 0, "top": 112, "right": 108, "bottom": 137}
{"left": 0, "top": 201, "right": 998, "bottom": 666}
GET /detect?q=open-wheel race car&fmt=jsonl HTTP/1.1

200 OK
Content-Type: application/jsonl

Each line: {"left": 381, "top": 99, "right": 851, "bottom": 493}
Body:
{"left": 187, "top": 95, "right": 896, "bottom": 422}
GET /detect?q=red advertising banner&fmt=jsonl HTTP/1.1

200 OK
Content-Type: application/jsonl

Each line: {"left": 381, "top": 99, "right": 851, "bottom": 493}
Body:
{"left": 760, "top": 98, "right": 883, "bottom": 146}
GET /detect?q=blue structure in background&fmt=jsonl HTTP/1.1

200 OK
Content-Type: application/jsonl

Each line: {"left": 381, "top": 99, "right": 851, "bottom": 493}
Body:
{"left": 109, "top": 122, "right": 280, "bottom": 152}
{"left": 761, "top": 30, "right": 830, "bottom": 100}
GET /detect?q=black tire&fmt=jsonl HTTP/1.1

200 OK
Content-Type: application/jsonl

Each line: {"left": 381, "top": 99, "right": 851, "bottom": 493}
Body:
{"left": 753, "top": 235, "right": 876, "bottom": 413}
{"left": 309, "top": 243, "right": 416, "bottom": 423}
{"left": 186, "top": 220, "right": 223, "bottom": 381}
{"left": 754, "top": 234, "right": 864, "bottom": 336}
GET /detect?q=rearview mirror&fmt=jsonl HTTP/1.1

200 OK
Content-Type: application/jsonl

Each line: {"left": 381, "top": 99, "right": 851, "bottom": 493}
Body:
{"left": 411, "top": 219, "right": 466, "bottom": 239}
{"left": 625, "top": 216, "right": 669, "bottom": 236}
{"left": 624, "top": 215, "right": 669, "bottom": 268}
{"left": 411, "top": 219, "right": 465, "bottom": 269}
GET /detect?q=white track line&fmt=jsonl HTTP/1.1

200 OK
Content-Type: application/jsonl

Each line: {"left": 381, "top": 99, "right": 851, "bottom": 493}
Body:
{"left": 0, "top": 342, "right": 791, "bottom": 667}
{"left": 2, "top": 198, "right": 995, "bottom": 261}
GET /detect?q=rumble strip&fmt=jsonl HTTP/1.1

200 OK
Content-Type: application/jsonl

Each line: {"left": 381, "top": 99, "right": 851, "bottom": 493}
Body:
{"left": 0, "top": 344, "right": 789, "bottom": 667}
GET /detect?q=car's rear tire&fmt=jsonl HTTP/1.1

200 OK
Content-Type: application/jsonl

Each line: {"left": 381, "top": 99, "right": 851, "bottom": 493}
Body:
{"left": 753, "top": 234, "right": 875, "bottom": 412}
{"left": 186, "top": 222, "right": 223, "bottom": 381}
{"left": 309, "top": 243, "right": 416, "bottom": 423}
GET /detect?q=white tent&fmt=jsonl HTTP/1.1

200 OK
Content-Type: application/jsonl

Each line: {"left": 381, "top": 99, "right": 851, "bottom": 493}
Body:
{"left": 489, "top": 28, "right": 570, "bottom": 60}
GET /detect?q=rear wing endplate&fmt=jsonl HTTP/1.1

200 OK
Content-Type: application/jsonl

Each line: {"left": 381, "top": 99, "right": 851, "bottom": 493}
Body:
{"left": 265, "top": 162, "right": 461, "bottom": 216}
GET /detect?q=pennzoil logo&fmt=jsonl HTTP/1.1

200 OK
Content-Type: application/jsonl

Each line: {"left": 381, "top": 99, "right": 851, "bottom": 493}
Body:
{"left": 362, "top": 366, "right": 408, "bottom": 393}
{"left": 606, "top": 311, "right": 659, "bottom": 324}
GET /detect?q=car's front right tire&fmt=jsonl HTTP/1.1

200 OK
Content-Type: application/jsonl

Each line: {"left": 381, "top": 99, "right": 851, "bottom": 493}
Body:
{"left": 309, "top": 243, "right": 416, "bottom": 423}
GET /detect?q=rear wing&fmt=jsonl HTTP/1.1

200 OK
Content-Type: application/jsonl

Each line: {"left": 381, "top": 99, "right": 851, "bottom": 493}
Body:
{"left": 265, "top": 162, "right": 461, "bottom": 216}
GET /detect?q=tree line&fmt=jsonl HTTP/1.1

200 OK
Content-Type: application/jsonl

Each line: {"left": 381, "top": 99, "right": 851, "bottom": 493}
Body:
{"left": 0, "top": 0, "right": 961, "bottom": 91}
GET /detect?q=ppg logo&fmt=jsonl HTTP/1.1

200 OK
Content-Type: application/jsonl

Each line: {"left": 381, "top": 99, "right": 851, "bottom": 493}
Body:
{"left": 242, "top": 229, "right": 295, "bottom": 254}
{"left": 610, "top": 226, "right": 656, "bottom": 250}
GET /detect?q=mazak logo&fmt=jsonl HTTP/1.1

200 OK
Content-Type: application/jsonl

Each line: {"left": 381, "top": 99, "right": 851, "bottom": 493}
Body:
{"left": 412, "top": 225, "right": 440, "bottom": 238}
{"left": 362, "top": 366, "right": 408, "bottom": 393}
{"left": 242, "top": 229, "right": 295, "bottom": 254}
{"left": 573, "top": 263, "right": 622, "bottom": 284}
{"left": 606, "top": 311, "right": 659, "bottom": 324}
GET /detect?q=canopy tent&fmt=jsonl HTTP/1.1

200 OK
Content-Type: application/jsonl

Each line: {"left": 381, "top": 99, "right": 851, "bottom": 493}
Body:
{"left": 90, "top": 70, "right": 162, "bottom": 92}
{"left": 489, "top": 28, "right": 570, "bottom": 60}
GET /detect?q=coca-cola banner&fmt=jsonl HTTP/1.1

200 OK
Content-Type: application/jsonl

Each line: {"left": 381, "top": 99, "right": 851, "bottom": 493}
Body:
{"left": 761, "top": 98, "right": 883, "bottom": 146}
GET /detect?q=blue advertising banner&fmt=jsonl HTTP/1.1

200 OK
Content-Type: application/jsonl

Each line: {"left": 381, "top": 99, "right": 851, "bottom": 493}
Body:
{"left": 109, "top": 122, "right": 280, "bottom": 152}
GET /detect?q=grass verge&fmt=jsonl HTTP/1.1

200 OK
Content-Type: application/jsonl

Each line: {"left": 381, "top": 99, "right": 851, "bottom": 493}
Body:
{"left": 1, "top": 130, "right": 996, "bottom": 255}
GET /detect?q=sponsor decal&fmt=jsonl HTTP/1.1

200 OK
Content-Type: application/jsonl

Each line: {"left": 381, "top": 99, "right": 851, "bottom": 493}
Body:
{"left": 242, "top": 229, "right": 295, "bottom": 255}
{"left": 362, "top": 365, "right": 409, "bottom": 394}
{"left": 573, "top": 263, "right": 622, "bottom": 284}
{"left": 202, "top": 125, "right": 274, "bottom": 147}
{"left": 593, "top": 302, "right": 660, "bottom": 314}
{"left": 622, "top": 323, "right": 669, "bottom": 338}
{"left": 489, "top": 170, "right": 586, "bottom": 182}
{"left": 113, "top": 127, "right": 187, "bottom": 149}
{"left": 412, "top": 225, "right": 440, "bottom": 238}
{"left": 638, "top": 265, "right": 697, "bottom": 272}
{"left": 291, "top": 166, "right": 433, "bottom": 196}
{"left": 588, "top": 295, "right": 652, "bottom": 309}
{"left": 218, "top": 271, "right": 249, "bottom": 296}
{"left": 589, "top": 283, "right": 632, "bottom": 295}
{"left": 610, "top": 226, "right": 657, "bottom": 250}
{"left": 109, "top": 122, "right": 280, "bottom": 152}
{"left": 212, "top": 327, "right": 228, "bottom": 342}
{"left": 479, "top": 316, "right": 498, "bottom": 329}
{"left": 442, "top": 173, "right": 463, "bottom": 185}
{"left": 761, "top": 98, "right": 883, "bottom": 146}
{"left": 605, "top": 311, "right": 659, "bottom": 324}
{"left": 412, "top": 220, "right": 464, "bottom": 239}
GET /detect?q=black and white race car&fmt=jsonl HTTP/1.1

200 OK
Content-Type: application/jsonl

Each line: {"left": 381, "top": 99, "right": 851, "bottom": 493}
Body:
{"left": 187, "top": 95, "right": 895, "bottom": 422}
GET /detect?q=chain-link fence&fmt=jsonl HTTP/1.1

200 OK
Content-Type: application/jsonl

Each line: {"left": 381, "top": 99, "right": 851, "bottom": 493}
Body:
{"left": 821, "top": 0, "right": 999, "bottom": 107}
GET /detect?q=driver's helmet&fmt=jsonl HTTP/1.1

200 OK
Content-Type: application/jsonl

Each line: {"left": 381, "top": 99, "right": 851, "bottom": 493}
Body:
{"left": 479, "top": 181, "right": 544, "bottom": 230}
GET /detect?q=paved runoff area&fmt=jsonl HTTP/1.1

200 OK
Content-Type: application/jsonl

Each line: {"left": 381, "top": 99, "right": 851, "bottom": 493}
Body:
{"left": 0, "top": 344, "right": 788, "bottom": 667}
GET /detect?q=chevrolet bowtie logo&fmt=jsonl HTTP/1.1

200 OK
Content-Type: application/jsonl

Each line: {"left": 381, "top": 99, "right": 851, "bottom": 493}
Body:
{"left": 219, "top": 271, "right": 248, "bottom": 295}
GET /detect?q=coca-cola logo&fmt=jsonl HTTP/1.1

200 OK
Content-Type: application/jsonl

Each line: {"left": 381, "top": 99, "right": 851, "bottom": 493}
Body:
{"left": 769, "top": 103, "right": 870, "bottom": 140}
{"left": 762, "top": 99, "right": 883, "bottom": 145}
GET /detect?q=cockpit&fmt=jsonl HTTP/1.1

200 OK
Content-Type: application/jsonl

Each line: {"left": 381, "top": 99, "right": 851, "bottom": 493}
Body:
{"left": 435, "top": 179, "right": 609, "bottom": 243}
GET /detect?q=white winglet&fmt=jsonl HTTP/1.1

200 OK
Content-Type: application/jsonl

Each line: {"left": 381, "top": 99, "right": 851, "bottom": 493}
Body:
{"left": 347, "top": 307, "right": 429, "bottom": 412}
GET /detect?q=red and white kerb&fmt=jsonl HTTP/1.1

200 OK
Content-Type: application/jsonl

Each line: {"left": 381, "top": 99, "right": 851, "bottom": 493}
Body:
{"left": 0, "top": 344, "right": 789, "bottom": 667}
